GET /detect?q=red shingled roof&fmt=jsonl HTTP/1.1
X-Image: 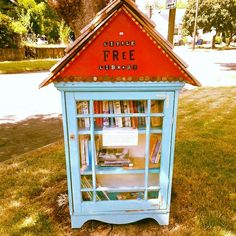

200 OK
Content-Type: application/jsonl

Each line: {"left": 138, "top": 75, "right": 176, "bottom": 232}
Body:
{"left": 40, "top": 0, "right": 200, "bottom": 88}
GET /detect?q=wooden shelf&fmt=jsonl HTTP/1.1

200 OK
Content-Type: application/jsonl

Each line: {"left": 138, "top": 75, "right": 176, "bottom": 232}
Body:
{"left": 78, "top": 126, "right": 162, "bottom": 135}
{"left": 80, "top": 157, "right": 160, "bottom": 175}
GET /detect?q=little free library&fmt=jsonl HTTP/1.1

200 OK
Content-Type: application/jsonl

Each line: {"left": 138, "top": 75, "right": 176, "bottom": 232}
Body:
{"left": 40, "top": 0, "right": 200, "bottom": 228}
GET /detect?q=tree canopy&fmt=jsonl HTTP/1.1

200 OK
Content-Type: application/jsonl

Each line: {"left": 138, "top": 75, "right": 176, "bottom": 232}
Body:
{"left": 0, "top": 0, "right": 72, "bottom": 47}
{"left": 183, "top": 0, "right": 236, "bottom": 45}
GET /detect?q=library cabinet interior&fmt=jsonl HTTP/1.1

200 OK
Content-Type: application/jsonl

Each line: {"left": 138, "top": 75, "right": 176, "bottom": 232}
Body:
{"left": 55, "top": 82, "right": 184, "bottom": 227}
{"left": 40, "top": 0, "right": 200, "bottom": 228}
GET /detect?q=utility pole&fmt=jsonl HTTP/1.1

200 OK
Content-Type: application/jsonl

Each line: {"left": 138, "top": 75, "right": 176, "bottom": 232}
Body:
{"left": 167, "top": 8, "right": 176, "bottom": 44}
{"left": 192, "top": 0, "right": 199, "bottom": 50}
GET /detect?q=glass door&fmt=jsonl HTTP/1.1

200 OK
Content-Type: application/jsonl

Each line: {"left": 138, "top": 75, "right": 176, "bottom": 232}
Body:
{"left": 73, "top": 91, "right": 174, "bottom": 212}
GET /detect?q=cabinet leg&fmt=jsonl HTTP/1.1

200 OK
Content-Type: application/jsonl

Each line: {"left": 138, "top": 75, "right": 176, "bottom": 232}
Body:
{"left": 153, "top": 213, "right": 169, "bottom": 225}
{"left": 71, "top": 215, "right": 89, "bottom": 228}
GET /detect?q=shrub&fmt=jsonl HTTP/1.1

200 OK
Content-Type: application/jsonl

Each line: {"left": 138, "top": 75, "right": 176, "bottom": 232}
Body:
{"left": 0, "top": 13, "right": 21, "bottom": 48}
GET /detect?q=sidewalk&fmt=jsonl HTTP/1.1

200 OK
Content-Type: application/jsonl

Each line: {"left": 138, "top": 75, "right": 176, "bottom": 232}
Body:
{"left": 0, "top": 48, "right": 235, "bottom": 124}
{"left": 174, "top": 47, "right": 236, "bottom": 88}
{"left": 0, "top": 72, "right": 61, "bottom": 124}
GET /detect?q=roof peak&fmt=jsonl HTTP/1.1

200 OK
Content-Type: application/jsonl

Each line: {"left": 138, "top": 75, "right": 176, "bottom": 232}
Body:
{"left": 39, "top": 1, "right": 200, "bottom": 88}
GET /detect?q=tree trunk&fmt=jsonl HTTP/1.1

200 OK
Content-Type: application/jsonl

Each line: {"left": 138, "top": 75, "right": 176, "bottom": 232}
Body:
{"left": 48, "top": 0, "right": 108, "bottom": 37}
{"left": 211, "top": 34, "right": 216, "bottom": 49}
{"left": 226, "top": 32, "right": 233, "bottom": 47}
{"left": 49, "top": 0, "right": 136, "bottom": 38}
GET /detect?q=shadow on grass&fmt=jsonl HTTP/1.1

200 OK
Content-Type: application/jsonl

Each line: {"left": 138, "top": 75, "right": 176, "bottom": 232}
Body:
{"left": 0, "top": 114, "right": 63, "bottom": 162}
{"left": 215, "top": 62, "right": 236, "bottom": 71}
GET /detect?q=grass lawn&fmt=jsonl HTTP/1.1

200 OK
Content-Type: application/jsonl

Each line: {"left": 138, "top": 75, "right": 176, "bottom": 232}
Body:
{"left": 0, "top": 59, "right": 59, "bottom": 74}
{"left": 0, "top": 87, "right": 235, "bottom": 235}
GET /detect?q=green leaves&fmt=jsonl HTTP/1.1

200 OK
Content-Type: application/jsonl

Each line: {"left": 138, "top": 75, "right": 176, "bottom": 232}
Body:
{"left": 183, "top": 0, "right": 236, "bottom": 41}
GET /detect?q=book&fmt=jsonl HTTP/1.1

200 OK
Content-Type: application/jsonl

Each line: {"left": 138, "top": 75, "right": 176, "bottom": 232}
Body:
{"left": 98, "top": 148, "right": 129, "bottom": 161}
{"left": 151, "top": 100, "right": 162, "bottom": 127}
{"left": 140, "top": 100, "right": 146, "bottom": 126}
{"left": 100, "top": 162, "right": 133, "bottom": 167}
{"left": 99, "top": 101, "right": 103, "bottom": 127}
{"left": 81, "top": 176, "right": 109, "bottom": 200}
{"left": 102, "top": 101, "right": 109, "bottom": 127}
{"left": 98, "top": 148, "right": 132, "bottom": 167}
{"left": 94, "top": 101, "right": 99, "bottom": 127}
{"left": 82, "top": 101, "right": 90, "bottom": 128}
{"left": 129, "top": 100, "right": 137, "bottom": 129}
{"left": 133, "top": 101, "right": 139, "bottom": 128}
{"left": 108, "top": 101, "right": 115, "bottom": 127}
{"left": 116, "top": 192, "right": 143, "bottom": 200}
{"left": 84, "top": 136, "right": 89, "bottom": 166}
{"left": 123, "top": 100, "right": 131, "bottom": 127}
{"left": 80, "top": 138, "right": 86, "bottom": 166}
{"left": 113, "top": 101, "right": 123, "bottom": 128}
{"left": 150, "top": 139, "right": 161, "bottom": 164}
{"left": 77, "top": 102, "right": 84, "bottom": 128}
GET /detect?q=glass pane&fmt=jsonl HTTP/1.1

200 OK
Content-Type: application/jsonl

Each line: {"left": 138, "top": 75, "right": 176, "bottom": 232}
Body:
{"left": 81, "top": 175, "right": 93, "bottom": 201}
{"left": 77, "top": 100, "right": 90, "bottom": 114}
{"left": 77, "top": 101, "right": 90, "bottom": 129}
{"left": 96, "top": 174, "right": 145, "bottom": 201}
{"left": 148, "top": 173, "right": 160, "bottom": 188}
{"left": 149, "top": 134, "right": 162, "bottom": 166}
{"left": 150, "top": 100, "right": 163, "bottom": 128}
{"left": 93, "top": 100, "right": 147, "bottom": 129}
{"left": 79, "top": 135, "right": 92, "bottom": 170}
{"left": 97, "top": 191, "right": 144, "bottom": 201}
{"left": 78, "top": 118, "right": 90, "bottom": 130}
{"left": 96, "top": 133, "right": 146, "bottom": 168}
{"left": 148, "top": 191, "right": 159, "bottom": 200}
{"left": 148, "top": 134, "right": 161, "bottom": 193}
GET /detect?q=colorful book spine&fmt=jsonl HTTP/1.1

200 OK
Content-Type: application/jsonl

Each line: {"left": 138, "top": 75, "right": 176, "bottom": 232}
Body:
{"left": 80, "top": 138, "right": 86, "bottom": 166}
{"left": 94, "top": 101, "right": 99, "bottom": 128}
{"left": 99, "top": 101, "right": 103, "bottom": 127}
{"left": 151, "top": 100, "right": 162, "bottom": 127}
{"left": 77, "top": 102, "right": 84, "bottom": 128}
{"left": 102, "top": 101, "right": 109, "bottom": 127}
{"left": 151, "top": 140, "right": 161, "bottom": 164}
{"left": 82, "top": 101, "right": 90, "bottom": 128}
{"left": 113, "top": 101, "right": 123, "bottom": 128}
{"left": 84, "top": 137, "right": 89, "bottom": 166}
{"left": 129, "top": 100, "right": 136, "bottom": 128}
{"left": 123, "top": 100, "right": 131, "bottom": 127}
{"left": 109, "top": 101, "right": 115, "bottom": 127}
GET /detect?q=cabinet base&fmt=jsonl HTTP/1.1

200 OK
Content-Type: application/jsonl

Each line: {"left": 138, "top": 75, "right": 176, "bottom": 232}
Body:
{"left": 71, "top": 212, "right": 169, "bottom": 228}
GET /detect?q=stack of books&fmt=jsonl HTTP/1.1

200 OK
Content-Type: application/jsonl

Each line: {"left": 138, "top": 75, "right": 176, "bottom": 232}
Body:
{"left": 98, "top": 148, "right": 133, "bottom": 167}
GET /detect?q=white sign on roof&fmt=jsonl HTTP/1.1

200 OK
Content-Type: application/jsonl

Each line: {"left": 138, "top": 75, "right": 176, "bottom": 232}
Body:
{"left": 166, "top": 0, "right": 177, "bottom": 9}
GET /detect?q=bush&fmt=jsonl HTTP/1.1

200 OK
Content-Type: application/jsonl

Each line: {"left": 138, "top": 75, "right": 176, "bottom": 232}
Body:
{"left": 0, "top": 13, "right": 21, "bottom": 48}
{"left": 215, "top": 36, "right": 222, "bottom": 44}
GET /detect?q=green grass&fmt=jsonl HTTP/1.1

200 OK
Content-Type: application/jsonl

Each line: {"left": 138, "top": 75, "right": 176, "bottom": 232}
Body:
{"left": 0, "top": 59, "right": 59, "bottom": 74}
{"left": 0, "top": 87, "right": 235, "bottom": 235}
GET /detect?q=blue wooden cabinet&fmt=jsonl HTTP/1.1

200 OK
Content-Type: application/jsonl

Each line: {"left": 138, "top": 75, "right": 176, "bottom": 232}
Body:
{"left": 55, "top": 82, "right": 184, "bottom": 228}
{"left": 40, "top": 0, "right": 199, "bottom": 228}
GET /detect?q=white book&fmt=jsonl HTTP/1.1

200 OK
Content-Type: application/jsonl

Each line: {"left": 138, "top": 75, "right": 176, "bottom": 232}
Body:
{"left": 84, "top": 137, "right": 89, "bottom": 166}
{"left": 103, "top": 101, "right": 109, "bottom": 127}
{"left": 82, "top": 101, "right": 90, "bottom": 128}
{"left": 80, "top": 138, "right": 86, "bottom": 166}
{"left": 109, "top": 101, "right": 115, "bottom": 127}
{"left": 113, "top": 101, "right": 123, "bottom": 128}
{"left": 123, "top": 101, "right": 131, "bottom": 127}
